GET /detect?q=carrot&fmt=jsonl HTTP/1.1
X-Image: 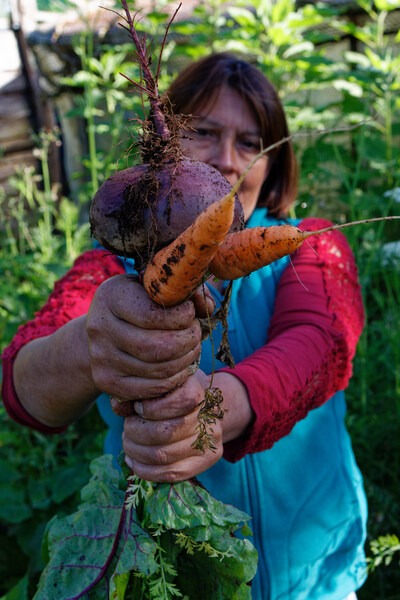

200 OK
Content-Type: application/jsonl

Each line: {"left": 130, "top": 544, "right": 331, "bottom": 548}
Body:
{"left": 143, "top": 188, "right": 236, "bottom": 306}
{"left": 209, "top": 225, "right": 300, "bottom": 280}
{"left": 210, "top": 216, "right": 400, "bottom": 280}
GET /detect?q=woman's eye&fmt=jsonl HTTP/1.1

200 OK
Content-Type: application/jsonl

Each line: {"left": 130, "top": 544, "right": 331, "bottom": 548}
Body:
{"left": 240, "top": 139, "right": 260, "bottom": 151}
{"left": 194, "top": 128, "right": 213, "bottom": 138}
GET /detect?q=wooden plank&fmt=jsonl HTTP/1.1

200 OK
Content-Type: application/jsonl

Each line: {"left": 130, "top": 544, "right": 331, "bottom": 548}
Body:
{"left": 0, "top": 150, "right": 38, "bottom": 183}
{"left": 0, "top": 72, "right": 26, "bottom": 93}
{"left": 0, "top": 116, "right": 34, "bottom": 143}
{"left": 0, "top": 93, "right": 30, "bottom": 119}
{"left": 0, "top": 134, "right": 34, "bottom": 153}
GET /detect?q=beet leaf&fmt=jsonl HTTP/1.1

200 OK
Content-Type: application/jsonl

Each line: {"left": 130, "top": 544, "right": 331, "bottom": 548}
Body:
{"left": 34, "top": 456, "right": 158, "bottom": 599}
{"left": 34, "top": 456, "right": 257, "bottom": 599}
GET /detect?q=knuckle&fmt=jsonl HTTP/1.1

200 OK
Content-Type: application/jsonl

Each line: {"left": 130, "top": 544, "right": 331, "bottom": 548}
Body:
{"left": 190, "top": 320, "right": 202, "bottom": 343}
{"left": 136, "top": 334, "right": 180, "bottom": 363}
{"left": 159, "top": 351, "right": 198, "bottom": 379}
{"left": 154, "top": 447, "right": 169, "bottom": 466}
{"left": 134, "top": 304, "right": 157, "bottom": 328}
{"left": 143, "top": 378, "right": 178, "bottom": 398}
{"left": 173, "top": 386, "right": 200, "bottom": 412}
{"left": 155, "top": 372, "right": 187, "bottom": 396}
{"left": 152, "top": 339, "right": 174, "bottom": 362}
{"left": 157, "top": 362, "right": 180, "bottom": 379}
{"left": 169, "top": 370, "right": 190, "bottom": 390}
{"left": 161, "top": 469, "right": 187, "bottom": 484}
{"left": 91, "top": 367, "right": 113, "bottom": 391}
{"left": 86, "top": 317, "right": 101, "bottom": 339}
{"left": 168, "top": 394, "right": 199, "bottom": 418}
{"left": 153, "top": 420, "right": 175, "bottom": 442}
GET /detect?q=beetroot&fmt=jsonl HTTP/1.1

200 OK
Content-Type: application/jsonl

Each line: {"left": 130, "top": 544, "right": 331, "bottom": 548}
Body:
{"left": 90, "top": 158, "right": 242, "bottom": 268}
{"left": 89, "top": 2, "right": 243, "bottom": 269}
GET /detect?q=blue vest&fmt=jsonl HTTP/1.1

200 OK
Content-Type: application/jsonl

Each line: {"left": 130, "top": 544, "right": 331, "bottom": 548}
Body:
{"left": 96, "top": 208, "right": 367, "bottom": 599}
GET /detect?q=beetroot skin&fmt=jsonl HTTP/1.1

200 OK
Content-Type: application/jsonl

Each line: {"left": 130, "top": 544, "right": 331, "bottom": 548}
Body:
{"left": 90, "top": 158, "right": 243, "bottom": 268}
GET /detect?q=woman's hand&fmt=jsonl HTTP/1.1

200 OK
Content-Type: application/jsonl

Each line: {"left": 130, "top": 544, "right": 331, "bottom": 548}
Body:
{"left": 86, "top": 274, "right": 254, "bottom": 484}
{"left": 122, "top": 370, "right": 223, "bottom": 483}
{"left": 86, "top": 275, "right": 214, "bottom": 401}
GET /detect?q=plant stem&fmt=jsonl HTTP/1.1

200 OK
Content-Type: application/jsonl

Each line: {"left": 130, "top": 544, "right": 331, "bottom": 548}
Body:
{"left": 81, "top": 31, "right": 99, "bottom": 195}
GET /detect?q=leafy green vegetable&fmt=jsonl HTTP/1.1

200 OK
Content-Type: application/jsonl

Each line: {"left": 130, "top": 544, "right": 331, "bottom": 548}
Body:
{"left": 34, "top": 456, "right": 257, "bottom": 599}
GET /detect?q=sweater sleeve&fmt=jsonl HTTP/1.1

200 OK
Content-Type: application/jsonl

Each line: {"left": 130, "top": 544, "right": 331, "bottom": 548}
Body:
{"left": 222, "top": 217, "right": 365, "bottom": 463}
{"left": 1, "top": 249, "right": 125, "bottom": 433}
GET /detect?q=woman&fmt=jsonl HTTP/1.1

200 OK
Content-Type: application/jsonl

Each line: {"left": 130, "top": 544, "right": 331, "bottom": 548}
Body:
{"left": 1, "top": 53, "right": 367, "bottom": 599}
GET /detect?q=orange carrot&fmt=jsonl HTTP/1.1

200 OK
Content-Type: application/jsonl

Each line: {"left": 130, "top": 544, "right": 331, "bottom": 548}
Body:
{"left": 210, "top": 216, "right": 400, "bottom": 280}
{"left": 143, "top": 188, "right": 236, "bottom": 306}
{"left": 209, "top": 225, "right": 302, "bottom": 280}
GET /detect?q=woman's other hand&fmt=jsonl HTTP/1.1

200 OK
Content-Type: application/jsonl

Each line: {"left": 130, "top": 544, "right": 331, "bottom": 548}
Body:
{"left": 122, "top": 370, "right": 223, "bottom": 482}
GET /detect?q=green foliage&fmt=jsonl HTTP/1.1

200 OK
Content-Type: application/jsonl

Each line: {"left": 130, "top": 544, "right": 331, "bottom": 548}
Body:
{"left": 34, "top": 456, "right": 257, "bottom": 599}
{"left": 0, "top": 131, "right": 104, "bottom": 596}
{"left": 367, "top": 534, "right": 400, "bottom": 572}
{"left": 59, "top": 37, "right": 145, "bottom": 202}
{"left": 0, "top": 129, "right": 91, "bottom": 351}
{"left": 1, "top": 0, "right": 400, "bottom": 598}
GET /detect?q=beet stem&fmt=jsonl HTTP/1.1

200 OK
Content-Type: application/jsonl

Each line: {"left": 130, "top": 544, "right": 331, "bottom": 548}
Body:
{"left": 155, "top": 3, "right": 182, "bottom": 83}
{"left": 120, "top": 0, "right": 170, "bottom": 142}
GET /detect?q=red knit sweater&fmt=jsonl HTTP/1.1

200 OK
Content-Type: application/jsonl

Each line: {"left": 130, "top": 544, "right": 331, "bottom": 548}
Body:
{"left": 1, "top": 218, "right": 364, "bottom": 461}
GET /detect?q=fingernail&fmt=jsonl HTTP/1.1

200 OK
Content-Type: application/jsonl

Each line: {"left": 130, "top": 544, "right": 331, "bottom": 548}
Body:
{"left": 188, "top": 361, "right": 199, "bottom": 375}
{"left": 134, "top": 401, "right": 144, "bottom": 417}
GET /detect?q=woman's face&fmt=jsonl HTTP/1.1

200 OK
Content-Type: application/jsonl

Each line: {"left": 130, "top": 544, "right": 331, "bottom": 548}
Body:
{"left": 180, "top": 85, "right": 269, "bottom": 221}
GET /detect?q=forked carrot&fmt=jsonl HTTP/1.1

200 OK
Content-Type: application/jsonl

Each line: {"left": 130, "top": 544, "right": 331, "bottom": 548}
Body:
{"left": 143, "top": 189, "right": 236, "bottom": 306}
{"left": 210, "top": 225, "right": 299, "bottom": 280}
{"left": 210, "top": 216, "right": 400, "bottom": 280}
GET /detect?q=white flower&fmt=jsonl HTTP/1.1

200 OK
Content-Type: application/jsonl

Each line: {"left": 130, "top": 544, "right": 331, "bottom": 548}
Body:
{"left": 381, "top": 241, "right": 400, "bottom": 264}
{"left": 383, "top": 188, "right": 400, "bottom": 203}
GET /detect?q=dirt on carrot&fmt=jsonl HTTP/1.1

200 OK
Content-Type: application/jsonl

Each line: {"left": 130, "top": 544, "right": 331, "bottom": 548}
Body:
{"left": 143, "top": 190, "right": 236, "bottom": 306}
{"left": 209, "top": 216, "right": 400, "bottom": 280}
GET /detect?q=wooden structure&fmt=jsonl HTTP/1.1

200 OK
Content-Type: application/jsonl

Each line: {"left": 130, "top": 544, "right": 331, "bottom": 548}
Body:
{"left": 0, "top": 1, "right": 40, "bottom": 193}
{"left": 0, "top": 0, "right": 200, "bottom": 200}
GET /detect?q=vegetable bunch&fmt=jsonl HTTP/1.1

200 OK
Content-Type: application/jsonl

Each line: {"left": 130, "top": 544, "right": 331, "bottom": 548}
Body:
{"left": 36, "top": 5, "right": 258, "bottom": 599}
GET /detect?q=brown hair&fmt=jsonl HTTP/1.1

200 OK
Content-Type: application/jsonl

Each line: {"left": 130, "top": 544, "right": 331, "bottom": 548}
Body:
{"left": 165, "top": 52, "right": 298, "bottom": 217}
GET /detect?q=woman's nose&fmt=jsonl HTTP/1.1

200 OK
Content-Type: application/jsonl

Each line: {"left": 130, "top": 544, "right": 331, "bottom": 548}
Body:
{"left": 212, "top": 138, "right": 238, "bottom": 175}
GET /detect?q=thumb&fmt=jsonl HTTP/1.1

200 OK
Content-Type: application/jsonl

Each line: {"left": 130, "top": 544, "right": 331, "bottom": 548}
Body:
{"left": 191, "top": 284, "right": 215, "bottom": 318}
